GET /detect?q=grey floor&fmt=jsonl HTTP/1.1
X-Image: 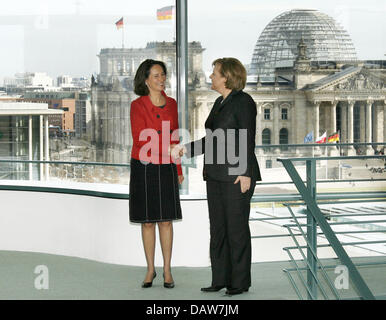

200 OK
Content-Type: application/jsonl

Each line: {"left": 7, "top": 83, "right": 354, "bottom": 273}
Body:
{"left": 0, "top": 250, "right": 298, "bottom": 300}
{"left": 1, "top": 250, "right": 385, "bottom": 300}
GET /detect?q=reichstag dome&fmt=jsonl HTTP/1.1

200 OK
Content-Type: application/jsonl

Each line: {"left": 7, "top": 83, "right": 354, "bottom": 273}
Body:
{"left": 249, "top": 9, "right": 358, "bottom": 75}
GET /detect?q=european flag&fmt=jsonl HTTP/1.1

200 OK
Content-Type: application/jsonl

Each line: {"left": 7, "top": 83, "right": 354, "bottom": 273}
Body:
{"left": 304, "top": 131, "right": 313, "bottom": 143}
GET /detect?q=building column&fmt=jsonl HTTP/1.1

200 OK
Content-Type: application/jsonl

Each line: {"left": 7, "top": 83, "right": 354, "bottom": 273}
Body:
{"left": 341, "top": 102, "right": 347, "bottom": 144}
{"left": 44, "top": 115, "right": 49, "bottom": 180}
{"left": 365, "top": 100, "right": 374, "bottom": 155}
{"left": 329, "top": 101, "right": 339, "bottom": 156}
{"left": 384, "top": 101, "right": 386, "bottom": 153}
{"left": 323, "top": 104, "right": 330, "bottom": 134}
{"left": 347, "top": 101, "right": 356, "bottom": 155}
{"left": 372, "top": 101, "right": 383, "bottom": 152}
{"left": 40, "top": 115, "right": 44, "bottom": 180}
{"left": 314, "top": 101, "right": 320, "bottom": 138}
{"left": 290, "top": 104, "right": 296, "bottom": 145}
{"left": 360, "top": 102, "right": 366, "bottom": 143}
{"left": 122, "top": 58, "right": 126, "bottom": 73}
{"left": 273, "top": 102, "right": 280, "bottom": 153}
{"left": 313, "top": 101, "right": 321, "bottom": 154}
{"left": 330, "top": 101, "right": 337, "bottom": 133}
{"left": 28, "top": 115, "right": 33, "bottom": 180}
{"left": 256, "top": 102, "right": 263, "bottom": 155}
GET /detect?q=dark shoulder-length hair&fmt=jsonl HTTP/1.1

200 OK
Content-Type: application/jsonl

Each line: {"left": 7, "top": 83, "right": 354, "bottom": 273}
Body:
{"left": 134, "top": 59, "right": 167, "bottom": 96}
{"left": 212, "top": 57, "right": 246, "bottom": 91}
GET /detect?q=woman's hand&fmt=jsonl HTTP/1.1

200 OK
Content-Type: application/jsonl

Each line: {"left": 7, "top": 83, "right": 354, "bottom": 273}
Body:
{"left": 170, "top": 144, "right": 186, "bottom": 160}
{"left": 234, "top": 176, "right": 251, "bottom": 193}
{"left": 178, "top": 175, "right": 184, "bottom": 185}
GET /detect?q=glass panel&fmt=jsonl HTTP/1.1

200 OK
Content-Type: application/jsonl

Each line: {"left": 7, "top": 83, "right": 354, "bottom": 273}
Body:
{"left": 0, "top": 0, "right": 176, "bottom": 186}
{"left": 187, "top": 0, "right": 385, "bottom": 197}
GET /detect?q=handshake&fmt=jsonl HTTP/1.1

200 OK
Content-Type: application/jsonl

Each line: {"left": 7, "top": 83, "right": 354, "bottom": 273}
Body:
{"left": 169, "top": 144, "right": 187, "bottom": 160}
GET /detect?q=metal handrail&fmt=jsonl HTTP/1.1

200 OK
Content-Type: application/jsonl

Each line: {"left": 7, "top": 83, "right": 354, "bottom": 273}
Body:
{"left": 0, "top": 159, "right": 131, "bottom": 167}
{"left": 277, "top": 156, "right": 386, "bottom": 300}
{"left": 284, "top": 229, "right": 338, "bottom": 300}
{"left": 256, "top": 142, "right": 386, "bottom": 148}
{"left": 278, "top": 155, "right": 386, "bottom": 162}
{"left": 284, "top": 205, "right": 340, "bottom": 299}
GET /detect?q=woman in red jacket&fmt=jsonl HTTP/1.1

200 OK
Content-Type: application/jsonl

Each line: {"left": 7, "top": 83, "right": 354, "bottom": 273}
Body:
{"left": 129, "top": 59, "right": 183, "bottom": 289}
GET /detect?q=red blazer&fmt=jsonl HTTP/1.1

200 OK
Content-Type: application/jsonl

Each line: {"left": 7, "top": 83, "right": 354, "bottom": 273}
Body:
{"left": 130, "top": 91, "right": 182, "bottom": 176}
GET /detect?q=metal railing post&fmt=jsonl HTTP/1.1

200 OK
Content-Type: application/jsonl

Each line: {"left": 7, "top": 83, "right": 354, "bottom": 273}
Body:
{"left": 176, "top": 0, "right": 189, "bottom": 195}
{"left": 306, "top": 159, "right": 318, "bottom": 299}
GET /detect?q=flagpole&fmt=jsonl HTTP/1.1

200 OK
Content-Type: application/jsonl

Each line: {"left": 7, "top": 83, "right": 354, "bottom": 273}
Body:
{"left": 172, "top": 6, "right": 176, "bottom": 97}
{"left": 325, "top": 142, "right": 328, "bottom": 179}
{"left": 173, "top": 18, "right": 176, "bottom": 42}
{"left": 122, "top": 20, "right": 124, "bottom": 48}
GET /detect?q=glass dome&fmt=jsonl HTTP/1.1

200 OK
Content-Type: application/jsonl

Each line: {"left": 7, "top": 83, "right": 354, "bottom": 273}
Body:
{"left": 249, "top": 9, "right": 357, "bottom": 76}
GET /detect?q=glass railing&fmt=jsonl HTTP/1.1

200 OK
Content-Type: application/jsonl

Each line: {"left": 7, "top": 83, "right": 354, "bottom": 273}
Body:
{"left": 0, "top": 145, "right": 385, "bottom": 299}
{"left": 0, "top": 143, "right": 385, "bottom": 197}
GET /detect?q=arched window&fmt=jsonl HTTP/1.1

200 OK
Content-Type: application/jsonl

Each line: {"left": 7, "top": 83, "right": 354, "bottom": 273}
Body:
{"left": 279, "top": 128, "right": 289, "bottom": 144}
{"left": 262, "top": 128, "right": 271, "bottom": 145}
{"left": 262, "top": 128, "right": 271, "bottom": 152}
{"left": 280, "top": 128, "right": 289, "bottom": 151}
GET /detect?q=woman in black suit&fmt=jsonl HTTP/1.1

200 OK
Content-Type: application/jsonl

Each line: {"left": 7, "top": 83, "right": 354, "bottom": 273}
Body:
{"left": 171, "top": 57, "right": 261, "bottom": 296}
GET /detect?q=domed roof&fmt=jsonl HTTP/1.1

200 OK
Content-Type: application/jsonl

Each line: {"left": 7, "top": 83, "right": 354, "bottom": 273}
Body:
{"left": 249, "top": 9, "right": 357, "bottom": 75}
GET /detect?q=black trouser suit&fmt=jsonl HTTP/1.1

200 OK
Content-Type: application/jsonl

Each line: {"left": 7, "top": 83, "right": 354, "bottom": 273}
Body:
{"left": 206, "top": 178, "right": 256, "bottom": 289}
{"left": 185, "top": 90, "right": 261, "bottom": 290}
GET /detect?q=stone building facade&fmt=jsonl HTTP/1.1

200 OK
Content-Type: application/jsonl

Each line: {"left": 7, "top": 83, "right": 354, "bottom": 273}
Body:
{"left": 89, "top": 41, "right": 385, "bottom": 167}
{"left": 189, "top": 43, "right": 385, "bottom": 170}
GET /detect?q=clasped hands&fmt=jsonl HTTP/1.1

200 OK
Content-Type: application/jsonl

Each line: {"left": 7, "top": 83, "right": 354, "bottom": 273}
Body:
{"left": 169, "top": 144, "right": 186, "bottom": 160}
{"left": 169, "top": 144, "right": 251, "bottom": 193}
{"left": 169, "top": 144, "right": 186, "bottom": 185}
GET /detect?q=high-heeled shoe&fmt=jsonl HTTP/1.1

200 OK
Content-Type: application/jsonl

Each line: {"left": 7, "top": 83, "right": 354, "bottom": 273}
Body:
{"left": 163, "top": 273, "right": 175, "bottom": 289}
{"left": 142, "top": 271, "right": 156, "bottom": 288}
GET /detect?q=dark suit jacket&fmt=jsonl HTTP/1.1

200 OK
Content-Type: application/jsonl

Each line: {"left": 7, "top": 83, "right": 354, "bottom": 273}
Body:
{"left": 185, "top": 90, "right": 261, "bottom": 182}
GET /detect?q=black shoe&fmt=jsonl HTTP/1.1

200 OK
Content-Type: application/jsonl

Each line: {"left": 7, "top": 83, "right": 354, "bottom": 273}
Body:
{"left": 225, "top": 287, "right": 249, "bottom": 296}
{"left": 201, "top": 285, "right": 226, "bottom": 292}
{"left": 163, "top": 273, "right": 175, "bottom": 289}
{"left": 142, "top": 272, "right": 156, "bottom": 288}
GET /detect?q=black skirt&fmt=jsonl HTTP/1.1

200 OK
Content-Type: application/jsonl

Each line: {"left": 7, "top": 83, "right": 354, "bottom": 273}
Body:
{"left": 129, "top": 158, "right": 182, "bottom": 223}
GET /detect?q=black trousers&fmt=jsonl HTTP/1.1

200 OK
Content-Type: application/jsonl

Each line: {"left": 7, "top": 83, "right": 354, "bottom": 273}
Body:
{"left": 206, "top": 178, "right": 256, "bottom": 289}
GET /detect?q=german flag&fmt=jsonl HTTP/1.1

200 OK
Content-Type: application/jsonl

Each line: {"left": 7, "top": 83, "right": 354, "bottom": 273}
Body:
{"left": 327, "top": 132, "right": 340, "bottom": 143}
{"left": 115, "top": 17, "right": 123, "bottom": 29}
{"left": 157, "top": 5, "right": 174, "bottom": 20}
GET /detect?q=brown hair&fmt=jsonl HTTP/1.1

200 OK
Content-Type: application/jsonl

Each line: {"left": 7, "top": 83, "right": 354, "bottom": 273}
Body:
{"left": 134, "top": 59, "right": 167, "bottom": 96}
{"left": 212, "top": 57, "right": 246, "bottom": 91}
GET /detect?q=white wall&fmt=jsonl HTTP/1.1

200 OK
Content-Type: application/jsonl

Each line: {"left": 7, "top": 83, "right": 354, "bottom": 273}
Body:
{"left": 0, "top": 189, "right": 374, "bottom": 267}
{"left": 0, "top": 190, "right": 211, "bottom": 267}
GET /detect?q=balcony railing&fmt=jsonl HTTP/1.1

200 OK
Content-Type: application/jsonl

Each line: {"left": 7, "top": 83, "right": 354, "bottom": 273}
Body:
{"left": 0, "top": 144, "right": 385, "bottom": 299}
{"left": 274, "top": 155, "right": 386, "bottom": 299}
